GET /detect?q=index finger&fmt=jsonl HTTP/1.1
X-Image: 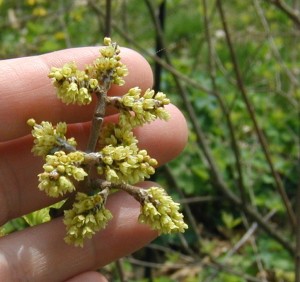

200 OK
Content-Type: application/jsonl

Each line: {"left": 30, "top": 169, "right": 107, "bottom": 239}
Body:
{"left": 0, "top": 47, "right": 153, "bottom": 142}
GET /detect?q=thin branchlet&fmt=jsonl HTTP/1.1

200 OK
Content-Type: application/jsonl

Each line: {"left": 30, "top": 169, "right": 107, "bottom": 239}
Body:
{"left": 27, "top": 38, "right": 187, "bottom": 247}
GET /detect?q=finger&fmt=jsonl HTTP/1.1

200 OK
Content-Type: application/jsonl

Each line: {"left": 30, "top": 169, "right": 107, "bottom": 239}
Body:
{"left": 0, "top": 47, "right": 153, "bottom": 142}
{"left": 0, "top": 183, "right": 157, "bottom": 282}
{"left": 0, "top": 105, "right": 188, "bottom": 224}
{"left": 65, "top": 271, "right": 107, "bottom": 282}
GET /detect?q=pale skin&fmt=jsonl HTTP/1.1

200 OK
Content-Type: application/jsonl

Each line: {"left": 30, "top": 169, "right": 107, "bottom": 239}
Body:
{"left": 0, "top": 47, "right": 188, "bottom": 281}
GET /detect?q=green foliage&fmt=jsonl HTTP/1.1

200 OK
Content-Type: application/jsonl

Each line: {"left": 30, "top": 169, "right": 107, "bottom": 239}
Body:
{"left": 221, "top": 212, "right": 242, "bottom": 230}
{"left": 23, "top": 201, "right": 65, "bottom": 226}
{"left": 0, "top": 217, "right": 28, "bottom": 235}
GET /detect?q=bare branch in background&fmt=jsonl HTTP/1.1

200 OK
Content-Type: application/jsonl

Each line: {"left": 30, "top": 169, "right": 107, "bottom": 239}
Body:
{"left": 254, "top": 0, "right": 299, "bottom": 86}
{"left": 104, "top": 0, "right": 112, "bottom": 37}
{"left": 202, "top": 0, "right": 248, "bottom": 205}
{"left": 296, "top": 180, "right": 300, "bottom": 281}
{"left": 143, "top": 0, "right": 294, "bottom": 255}
{"left": 264, "top": 0, "right": 300, "bottom": 27}
{"left": 216, "top": 0, "right": 296, "bottom": 230}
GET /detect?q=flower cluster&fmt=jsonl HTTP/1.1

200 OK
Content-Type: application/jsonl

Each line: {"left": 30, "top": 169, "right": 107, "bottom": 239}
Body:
{"left": 98, "top": 87, "right": 171, "bottom": 182}
{"left": 100, "top": 121, "right": 137, "bottom": 148}
{"left": 27, "top": 119, "right": 76, "bottom": 157}
{"left": 118, "top": 87, "right": 170, "bottom": 128}
{"left": 27, "top": 38, "right": 187, "bottom": 247}
{"left": 48, "top": 61, "right": 94, "bottom": 105}
{"left": 38, "top": 151, "right": 87, "bottom": 197}
{"left": 64, "top": 192, "right": 112, "bottom": 247}
{"left": 97, "top": 144, "right": 157, "bottom": 184}
{"left": 48, "top": 37, "right": 128, "bottom": 106}
{"left": 86, "top": 37, "right": 128, "bottom": 86}
{"left": 138, "top": 187, "right": 188, "bottom": 234}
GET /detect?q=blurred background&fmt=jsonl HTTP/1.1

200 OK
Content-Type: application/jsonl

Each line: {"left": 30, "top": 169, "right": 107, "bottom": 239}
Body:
{"left": 1, "top": 0, "right": 299, "bottom": 281}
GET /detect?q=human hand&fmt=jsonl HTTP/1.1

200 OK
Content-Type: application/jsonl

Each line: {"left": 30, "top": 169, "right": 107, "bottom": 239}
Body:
{"left": 0, "top": 47, "right": 188, "bottom": 281}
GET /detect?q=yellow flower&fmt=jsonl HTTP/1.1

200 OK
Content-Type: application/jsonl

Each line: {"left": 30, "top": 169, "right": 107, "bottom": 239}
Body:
{"left": 38, "top": 151, "right": 87, "bottom": 197}
{"left": 119, "top": 88, "right": 170, "bottom": 128}
{"left": 26, "top": 0, "right": 36, "bottom": 6}
{"left": 100, "top": 122, "right": 137, "bottom": 147}
{"left": 98, "top": 144, "right": 157, "bottom": 184}
{"left": 86, "top": 38, "right": 128, "bottom": 86}
{"left": 27, "top": 119, "right": 77, "bottom": 157}
{"left": 49, "top": 62, "right": 92, "bottom": 106}
{"left": 64, "top": 192, "right": 113, "bottom": 247}
{"left": 138, "top": 187, "right": 188, "bottom": 234}
{"left": 54, "top": 32, "right": 66, "bottom": 41}
{"left": 32, "top": 7, "right": 47, "bottom": 17}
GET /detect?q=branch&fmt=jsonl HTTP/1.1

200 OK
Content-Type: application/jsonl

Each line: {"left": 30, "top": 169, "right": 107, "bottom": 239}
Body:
{"left": 127, "top": 257, "right": 263, "bottom": 282}
{"left": 104, "top": 0, "right": 112, "bottom": 37}
{"left": 296, "top": 179, "right": 300, "bottom": 281}
{"left": 216, "top": 0, "right": 296, "bottom": 230}
{"left": 202, "top": 0, "right": 248, "bottom": 205}
{"left": 115, "top": 259, "right": 126, "bottom": 282}
{"left": 254, "top": 0, "right": 299, "bottom": 86}
{"left": 145, "top": 0, "right": 295, "bottom": 255}
{"left": 86, "top": 88, "right": 107, "bottom": 152}
{"left": 264, "top": 0, "right": 300, "bottom": 27}
{"left": 144, "top": 0, "right": 166, "bottom": 91}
